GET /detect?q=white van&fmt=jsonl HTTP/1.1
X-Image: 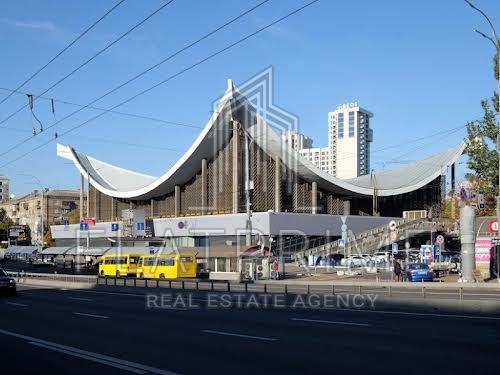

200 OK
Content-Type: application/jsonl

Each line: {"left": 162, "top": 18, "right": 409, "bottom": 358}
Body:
{"left": 0, "top": 248, "right": 5, "bottom": 262}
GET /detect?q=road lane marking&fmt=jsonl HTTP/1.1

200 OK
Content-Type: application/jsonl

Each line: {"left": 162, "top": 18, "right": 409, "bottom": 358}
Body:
{"left": 201, "top": 330, "right": 277, "bottom": 341}
{"left": 68, "top": 297, "right": 93, "bottom": 302}
{"left": 336, "top": 308, "right": 500, "bottom": 320}
{"left": 0, "top": 328, "right": 180, "bottom": 375}
{"left": 74, "top": 312, "right": 109, "bottom": 319}
{"left": 291, "top": 318, "right": 371, "bottom": 327}
{"left": 5, "top": 302, "right": 28, "bottom": 307}
{"left": 29, "top": 341, "right": 146, "bottom": 374}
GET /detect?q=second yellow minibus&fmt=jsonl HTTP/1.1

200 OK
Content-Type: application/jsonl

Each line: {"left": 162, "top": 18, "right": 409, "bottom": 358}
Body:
{"left": 137, "top": 254, "right": 197, "bottom": 279}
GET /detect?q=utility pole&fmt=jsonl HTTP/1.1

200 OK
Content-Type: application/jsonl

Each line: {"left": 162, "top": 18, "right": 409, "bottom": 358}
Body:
{"left": 244, "top": 129, "right": 253, "bottom": 247}
{"left": 465, "top": 0, "right": 500, "bottom": 282}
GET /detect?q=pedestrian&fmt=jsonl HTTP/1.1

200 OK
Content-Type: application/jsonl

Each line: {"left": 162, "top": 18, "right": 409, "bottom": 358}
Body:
{"left": 394, "top": 259, "right": 402, "bottom": 281}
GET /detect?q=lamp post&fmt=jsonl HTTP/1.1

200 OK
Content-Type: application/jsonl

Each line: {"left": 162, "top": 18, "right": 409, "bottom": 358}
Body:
{"left": 465, "top": 0, "right": 500, "bottom": 282}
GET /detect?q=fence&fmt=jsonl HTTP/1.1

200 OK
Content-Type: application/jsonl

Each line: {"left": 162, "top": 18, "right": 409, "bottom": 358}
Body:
{"left": 8, "top": 271, "right": 500, "bottom": 301}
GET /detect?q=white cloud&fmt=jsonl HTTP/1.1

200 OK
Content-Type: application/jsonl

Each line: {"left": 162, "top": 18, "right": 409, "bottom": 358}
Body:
{"left": 2, "top": 18, "right": 57, "bottom": 32}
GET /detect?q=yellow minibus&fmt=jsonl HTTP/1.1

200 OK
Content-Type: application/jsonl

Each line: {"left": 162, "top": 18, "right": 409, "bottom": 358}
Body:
{"left": 137, "top": 254, "right": 197, "bottom": 279}
{"left": 99, "top": 254, "right": 141, "bottom": 277}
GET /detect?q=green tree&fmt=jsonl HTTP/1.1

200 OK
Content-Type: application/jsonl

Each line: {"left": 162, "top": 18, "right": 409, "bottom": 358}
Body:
{"left": 465, "top": 42, "right": 499, "bottom": 213}
{"left": 0, "top": 208, "right": 13, "bottom": 231}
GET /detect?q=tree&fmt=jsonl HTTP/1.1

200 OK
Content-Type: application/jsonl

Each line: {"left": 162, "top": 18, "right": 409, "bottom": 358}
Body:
{"left": 68, "top": 209, "right": 80, "bottom": 224}
{"left": 465, "top": 41, "right": 499, "bottom": 213}
{"left": 0, "top": 208, "right": 13, "bottom": 231}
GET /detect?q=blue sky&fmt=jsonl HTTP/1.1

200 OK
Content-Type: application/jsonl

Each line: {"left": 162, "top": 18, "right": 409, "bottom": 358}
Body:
{"left": 0, "top": 0, "right": 498, "bottom": 196}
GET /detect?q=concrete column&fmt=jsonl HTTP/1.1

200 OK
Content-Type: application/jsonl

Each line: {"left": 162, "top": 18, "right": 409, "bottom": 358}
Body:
{"left": 460, "top": 205, "right": 476, "bottom": 282}
{"left": 274, "top": 159, "right": 281, "bottom": 212}
{"left": 311, "top": 181, "right": 317, "bottom": 214}
{"left": 111, "top": 197, "right": 115, "bottom": 220}
{"left": 232, "top": 121, "right": 240, "bottom": 214}
{"left": 451, "top": 163, "right": 456, "bottom": 220}
{"left": 201, "top": 158, "right": 208, "bottom": 215}
{"left": 86, "top": 173, "right": 90, "bottom": 217}
{"left": 94, "top": 188, "right": 98, "bottom": 220}
{"left": 175, "top": 185, "right": 181, "bottom": 217}
{"left": 343, "top": 200, "right": 351, "bottom": 215}
{"left": 80, "top": 174, "right": 84, "bottom": 219}
{"left": 150, "top": 198, "right": 154, "bottom": 219}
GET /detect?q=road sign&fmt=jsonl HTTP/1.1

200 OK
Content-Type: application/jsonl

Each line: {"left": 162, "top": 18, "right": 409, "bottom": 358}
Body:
{"left": 389, "top": 220, "right": 397, "bottom": 231}
{"left": 137, "top": 222, "right": 145, "bottom": 231}
{"left": 79, "top": 223, "right": 89, "bottom": 231}
{"left": 435, "top": 247, "right": 441, "bottom": 256}
{"left": 389, "top": 231, "right": 397, "bottom": 241}
{"left": 392, "top": 242, "right": 398, "bottom": 255}
{"left": 111, "top": 223, "right": 119, "bottom": 231}
{"left": 80, "top": 217, "right": 96, "bottom": 225}
{"left": 492, "top": 238, "right": 500, "bottom": 246}
{"left": 478, "top": 191, "right": 485, "bottom": 209}
{"left": 436, "top": 235, "right": 444, "bottom": 245}
{"left": 488, "top": 220, "right": 498, "bottom": 233}
{"left": 338, "top": 239, "right": 345, "bottom": 248}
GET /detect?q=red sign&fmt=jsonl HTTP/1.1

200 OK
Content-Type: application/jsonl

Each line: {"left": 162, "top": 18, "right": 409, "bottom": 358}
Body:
{"left": 80, "top": 217, "right": 96, "bottom": 225}
{"left": 488, "top": 220, "right": 498, "bottom": 233}
{"left": 272, "top": 260, "right": 279, "bottom": 271}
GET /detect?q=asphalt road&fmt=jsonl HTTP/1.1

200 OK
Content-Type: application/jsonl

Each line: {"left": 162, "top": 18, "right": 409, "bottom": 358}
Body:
{"left": 1, "top": 284, "right": 500, "bottom": 374}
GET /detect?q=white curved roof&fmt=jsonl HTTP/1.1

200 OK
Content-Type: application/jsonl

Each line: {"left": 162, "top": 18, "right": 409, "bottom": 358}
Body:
{"left": 57, "top": 80, "right": 465, "bottom": 199}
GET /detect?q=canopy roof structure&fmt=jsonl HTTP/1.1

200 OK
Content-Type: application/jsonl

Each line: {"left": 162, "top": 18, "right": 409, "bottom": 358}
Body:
{"left": 57, "top": 80, "right": 465, "bottom": 201}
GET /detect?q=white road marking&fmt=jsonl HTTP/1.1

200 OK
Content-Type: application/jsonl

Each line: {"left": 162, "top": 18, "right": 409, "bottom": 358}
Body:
{"left": 202, "top": 330, "right": 277, "bottom": 341}
{"left": 68, "top": 297, "right": 93, "bottom": 302}
{"left": 6, "top": 302, "right": 28, "bottom": 307}
{"left": 74, "top": 312, "right": 109, "bottom": 319}
{"left": 29, "top": 341, "right": 146, "bottom": 374}
{"left": 337, "top": 308, "right": 500, "bottom": 320}
{"left": 291, "top": 318, "right": 371, "bottom": 327}
{"left": 0, "top": 328, "right": 180, "bottom": 375}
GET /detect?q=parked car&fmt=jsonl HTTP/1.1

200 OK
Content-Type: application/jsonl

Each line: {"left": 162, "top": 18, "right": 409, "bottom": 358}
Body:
{"left": 403, "top": 263, "right": 434, "bottom": 282}
{"left": 449, "top": 255, "right": 461, "bottom": 274}
{"left": 0, "top": 268, "right": 16, "bottom": 296}
{"left": 373, "top": 252, "right": 390, "bottom": 263}
{"left": 341, "top": 256, "right": 367, "bottom": 268}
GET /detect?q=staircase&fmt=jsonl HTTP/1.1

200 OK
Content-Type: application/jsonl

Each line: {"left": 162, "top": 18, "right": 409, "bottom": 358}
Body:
{"left": 294, "top": 217, "right": 456, "bottom": 258}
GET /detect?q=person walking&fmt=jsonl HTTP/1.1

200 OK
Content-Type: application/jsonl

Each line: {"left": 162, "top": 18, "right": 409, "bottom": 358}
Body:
{"left": 394, "top": 259, "right": 402, "bottom": 281}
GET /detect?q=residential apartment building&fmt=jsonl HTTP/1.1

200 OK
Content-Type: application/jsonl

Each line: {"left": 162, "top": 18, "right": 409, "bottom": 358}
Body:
{"left": 282, "top": 102, "right": 374, "bottom": 179}
{"left": 0, "top": 189, "right": 84, "bottom": 244}
{"left": 281, "top": 130, "right": 314, "bottom": 151}
{"left": 329, "top": 102, "right": 373, "bottom": 179}
{"left": 0, "top": 175, "right": 9, "bottom": 203}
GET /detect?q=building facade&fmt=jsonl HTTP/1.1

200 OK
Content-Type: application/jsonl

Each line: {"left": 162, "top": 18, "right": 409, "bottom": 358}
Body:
{"left": 0, "top": 175, "right": 9, "bottom": 203}
{"left": 329, "top": 102, "right": 373, "bottom": 179}
{"left": 281, "top": 130, "right": 314, "bottom": 151}
{"left": 0, "top": 189, "right": 83, "bottom": 244}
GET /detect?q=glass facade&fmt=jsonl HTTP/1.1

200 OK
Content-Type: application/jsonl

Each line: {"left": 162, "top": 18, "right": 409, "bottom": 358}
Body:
{"left": 348, "top": 111, "right": 355, "bottom": 137}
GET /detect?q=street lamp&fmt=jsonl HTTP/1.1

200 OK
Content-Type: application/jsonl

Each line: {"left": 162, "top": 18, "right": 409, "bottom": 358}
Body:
{"left": 465, "top": 0, "right": 500, "bottom": 282}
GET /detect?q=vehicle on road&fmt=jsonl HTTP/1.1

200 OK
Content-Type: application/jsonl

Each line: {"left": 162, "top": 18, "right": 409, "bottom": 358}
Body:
{"left": 403, "top": 263, "right": 434, "bottom": 282}
{"left": 373, "top": 251, "right": 390, "bottom": 262}
{"left": 99, "top": 254, "right": 141, "bottom": 277}
{"left": 0, "top": 248, "right": 5, "bottom": 262}
{"left": 0, "top": 268, "right": 16, "bottom": 296}
{"left": 137, "top": 254, "right": 197, "bottom": 279}
{"left": 449, "top": 255, "right": 461, "bottom": 274}
{"left": 340, "top": 256, "right": 367, "bottom": 268}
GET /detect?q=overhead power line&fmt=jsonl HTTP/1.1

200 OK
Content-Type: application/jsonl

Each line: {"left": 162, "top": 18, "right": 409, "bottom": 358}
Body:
{"left": 0, "top": 0, "right": 126, "bottom": 108}
{"left": 0, "top": 0, "right": 176, "bottom": 129}
{"left": 0, "top": 0, "right": 320, "bottom": 169}
{"left": 0, "top": 0, "right": 271, "bottom": 158}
